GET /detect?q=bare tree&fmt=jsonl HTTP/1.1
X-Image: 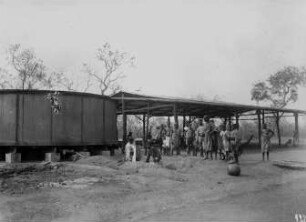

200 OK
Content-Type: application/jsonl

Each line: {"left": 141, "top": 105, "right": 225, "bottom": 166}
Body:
{"left": 1, "top": 44, "right": 68, "bottom": 91}
{"left": 46, "top": 71, "right": 80, "bottom": 92}
{"left": 7, "top": 44, "right": 48, "bottom": 89}
{"left": 251, "top": 66, "right": 306, "bottom": 146}
{"left": 84, "top": 43, "right": 135, "bottom": 95}
{"left": 251, "top": 66, "right": 306, "bottom": 108}
{"left": 0, "top": 67, "right": 14, "bottom": 89}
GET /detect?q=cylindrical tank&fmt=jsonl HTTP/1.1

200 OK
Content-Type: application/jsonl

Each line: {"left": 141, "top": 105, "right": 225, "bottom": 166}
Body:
{"left": 0, "top": 90, "right": 117, "bottom": 147}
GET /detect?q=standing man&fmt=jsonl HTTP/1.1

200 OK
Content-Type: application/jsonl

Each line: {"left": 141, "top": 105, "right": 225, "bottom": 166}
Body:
{"left": 203, "top": 116, "right": 213, "bottom": 160}
{"left": 196, "top": 119, "right": 205, "bottom": 157}
{"left": 210, "top": 120, "right": 219, "bottom": 160}
{"left": 185, "top": 121, "right": 195, "bottom": 156}
{"left": 171, "top": 123, "right": 181, "bottom": 155}
{"left": 220, "top": 124, "right": 231, "bottom": 161}
{"left": 261, "top": 123, "right": 274, "bottom": 161}
{"left": 146, "top": 125, "right": 162, "bottom": 163}
{"left": 231, "top": 124, "right": 242, "bottom": 163}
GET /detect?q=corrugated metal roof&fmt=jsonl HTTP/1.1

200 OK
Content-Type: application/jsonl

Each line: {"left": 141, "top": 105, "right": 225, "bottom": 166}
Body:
{"left": 111, "top": 91, "right": 306, "bottom": 117}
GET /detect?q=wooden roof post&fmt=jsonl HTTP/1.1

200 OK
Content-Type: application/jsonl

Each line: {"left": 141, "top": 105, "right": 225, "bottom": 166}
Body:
{"left": 173, "top": 103, "right": 178, "bottom": 127}
{"left": 256, "top": 110, "right": 262, "bottom": 147}
{"left": 122, "top": 95, "right": 127, "bottom": 145}
{"left": 229, "top": 116, "right": 232, "bottom": 128}
{"left": 235, "top": 113, "right": 239, "bottom": 127}
{"left": 262, "top": 110, "right": 265, "bottom": 125}
{"left": 142, "top": 113, "right": 146, "bottom": 149}
{"left": 145, "top": 104, "right": 150, "bottom": 155}
{"left": 276, "top": 112, "right": 281, "bottom": 147}
{"left": 224, "top": 117, "right": 227, "bottom": 127}
{"left": 183, "top": 115, "right": 186, "bottom": 130}
{"left": 294, "top": 112, "right": 299, "bottom": 146}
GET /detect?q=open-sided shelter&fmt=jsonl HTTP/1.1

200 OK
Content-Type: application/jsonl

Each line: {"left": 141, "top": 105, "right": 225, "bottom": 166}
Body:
{"left": 111, "top": 91, "right": 306, "bottom": 146}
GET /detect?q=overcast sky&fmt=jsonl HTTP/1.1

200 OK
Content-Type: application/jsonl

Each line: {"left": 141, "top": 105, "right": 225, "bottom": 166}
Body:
{"left": 0, "top": 0, "right": 306, "bottom": 110}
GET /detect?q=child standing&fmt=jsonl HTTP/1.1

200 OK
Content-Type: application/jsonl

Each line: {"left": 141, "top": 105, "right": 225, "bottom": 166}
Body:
{"left": 217, "top": 124, "right": 224, "bottom": 160}
{"left": 231, "top": 124, "right": 242, "bottom": 163}
{"left": 196, "top": 119, "right": 205, "bottom": 157}
{"left": 261, "top": 123, "right": 274, "bottom": 161}
{"left": 220, "top": 124, "right": 231, "bottom": 161}
{"left": 185, "top": 122, "right": 195, "bottom": 156}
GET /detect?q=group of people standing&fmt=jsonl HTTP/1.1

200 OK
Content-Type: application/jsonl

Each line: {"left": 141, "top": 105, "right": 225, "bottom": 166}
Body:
{"left": 146, "top": 116, "right": 244, "bottom": 163}
{"left": 145, "top": 122, "right": 181, "bottom": 162}
{"left": 125, "top": 116, "right": 275, "bottom": 164}
{"left": 184, "top": 116, "right": 242, "bottom": 163}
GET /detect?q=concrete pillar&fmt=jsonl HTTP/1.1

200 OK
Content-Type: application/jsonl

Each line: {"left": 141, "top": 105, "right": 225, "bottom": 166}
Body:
{"left": 5, "top": 147, "right": 21, "bottom": 163}
{"left": 45, "top": 153, "right": 61, "bottom": 162}
{"left": 6, "top": 147, "right": 21, "bottom": 163}
{"left": 45, "top": 147, "right": 61, "bottom": 162}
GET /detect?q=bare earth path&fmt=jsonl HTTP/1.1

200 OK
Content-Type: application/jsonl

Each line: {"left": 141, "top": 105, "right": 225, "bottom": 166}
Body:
{"left": 138, "top": 148, "right": 306, "bottom": 222}
{"left": 0, "top": 147, "right": 306, "bottom": 222}
{"left": 140, "top": 171, "right": 306, "bottom": 222}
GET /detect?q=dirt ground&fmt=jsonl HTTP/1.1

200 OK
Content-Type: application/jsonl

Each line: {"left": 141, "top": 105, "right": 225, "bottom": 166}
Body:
{"left": 0, "top": 146, "right": 306, "bottom": 222}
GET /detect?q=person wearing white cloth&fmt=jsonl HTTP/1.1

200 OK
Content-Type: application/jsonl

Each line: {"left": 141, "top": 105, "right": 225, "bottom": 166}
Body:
{"left": 125, "top": 138, "right": 136, "bottom": 162}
